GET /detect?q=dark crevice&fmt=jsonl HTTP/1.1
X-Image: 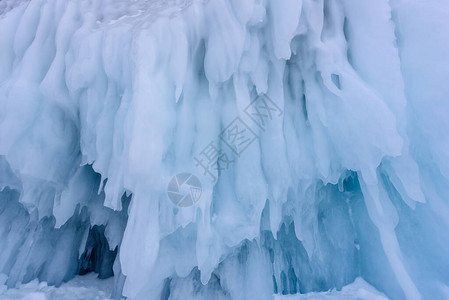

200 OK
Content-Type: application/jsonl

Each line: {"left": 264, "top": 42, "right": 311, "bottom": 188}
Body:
{"left": 78, "top": 225, "right": 117, "bottom": 279}
{"left": 343, "top": 17, "right": 356, "bottom": 70}
{"left": 160, "top": 278, "right": 172, "bottom": 300}
{"left": 331, "top": 73, "right": 341, "bottom": 90}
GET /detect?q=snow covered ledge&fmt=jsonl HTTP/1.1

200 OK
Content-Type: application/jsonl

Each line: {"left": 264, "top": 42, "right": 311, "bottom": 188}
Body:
{"left": 0, "top": 276, "right": 388, "bottom": 300}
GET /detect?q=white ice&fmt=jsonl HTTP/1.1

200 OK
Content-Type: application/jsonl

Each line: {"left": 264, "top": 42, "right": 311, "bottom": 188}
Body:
{"left": 1, "top": 0, "right": 449, "bottom": 299}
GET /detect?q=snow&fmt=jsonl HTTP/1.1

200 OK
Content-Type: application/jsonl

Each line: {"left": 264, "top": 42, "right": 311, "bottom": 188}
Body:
{"left": 0, "top": 273, "right": 113, "bottom": 300}
{"left": 1, "top": 0, "right": 449, "bottom": 299}
{"left": 274, "top": 278, "right": 388, "bottom": 300}
{"left": 0, "top": 276, "right": 386, "bottom": 300}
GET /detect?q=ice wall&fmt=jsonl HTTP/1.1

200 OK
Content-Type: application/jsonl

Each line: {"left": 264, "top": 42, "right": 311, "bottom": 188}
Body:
{"left": 1, "top": 0, "right": 449, "bottom": 299}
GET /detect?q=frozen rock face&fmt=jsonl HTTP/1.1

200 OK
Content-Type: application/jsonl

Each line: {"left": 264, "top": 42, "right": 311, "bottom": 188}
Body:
{"left": 1, "top": 0, "right": 449, "bottom": 299}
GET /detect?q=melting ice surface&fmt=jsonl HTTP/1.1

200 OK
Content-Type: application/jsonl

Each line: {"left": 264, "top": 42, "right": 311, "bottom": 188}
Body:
{"left": 1, "top": 0, "right": 449, "bottom": 299}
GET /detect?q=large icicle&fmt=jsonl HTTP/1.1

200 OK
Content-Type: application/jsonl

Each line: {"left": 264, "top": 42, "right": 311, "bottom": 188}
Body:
{"left": 1, "top": 0, "right": 449, "bottom": 299}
